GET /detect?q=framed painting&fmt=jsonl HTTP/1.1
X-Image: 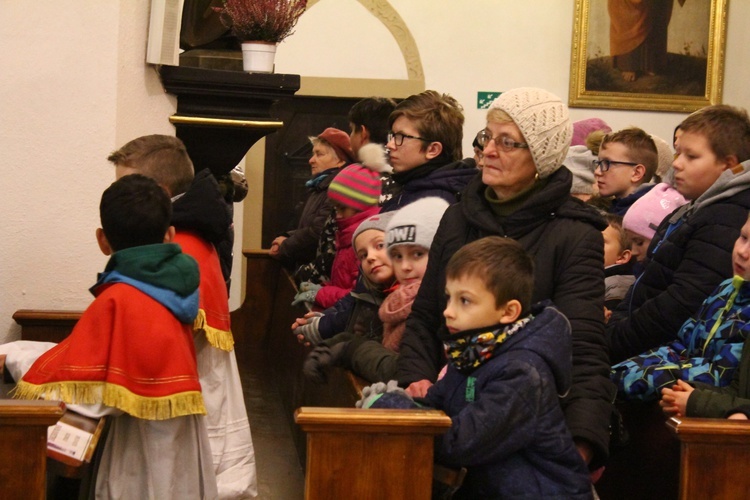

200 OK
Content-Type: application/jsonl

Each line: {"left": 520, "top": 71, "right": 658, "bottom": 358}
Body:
{"left": 569, "top": 0, "right": 727, "bottom": 112}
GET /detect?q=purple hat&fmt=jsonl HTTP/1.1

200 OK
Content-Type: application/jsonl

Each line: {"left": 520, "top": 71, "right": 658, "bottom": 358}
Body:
{"left": 572, "top": 118, "right": 612, "bottom": 147}
{"left": 623, "top": 183, "right": 688, "bottom": 240}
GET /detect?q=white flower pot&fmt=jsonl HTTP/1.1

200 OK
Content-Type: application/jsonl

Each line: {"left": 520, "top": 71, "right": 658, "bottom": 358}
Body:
{"left": 241, "top": 41, "right": 277, "bottom": 73}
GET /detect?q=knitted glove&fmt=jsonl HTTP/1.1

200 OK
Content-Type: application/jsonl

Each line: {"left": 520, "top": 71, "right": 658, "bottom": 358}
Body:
{"left": 292, "top": 289, "right": 318, "bottom": 307}
{"left": 299, "top": 281, "right": 323, "bottom": 294}
{"left": 295, "top": 316, "right": 323, "bottom": 345}
{"left": 303, "top": 342, "right": 349, "bottom": 384}
{"left": 356, "top": 380, "right": 411, "bottom": 409}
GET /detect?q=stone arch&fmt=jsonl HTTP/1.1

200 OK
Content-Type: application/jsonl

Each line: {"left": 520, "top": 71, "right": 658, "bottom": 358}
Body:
{"left": 307, "top": 0, "right": 424, "bottom": 85}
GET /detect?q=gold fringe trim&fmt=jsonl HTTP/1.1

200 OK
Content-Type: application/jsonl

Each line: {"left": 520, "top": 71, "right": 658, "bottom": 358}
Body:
{"left": 13, "top": 380, "right": 206, "bottom": 421}
{"left": 194, "top": 309, "right": 235, "bottom": 352}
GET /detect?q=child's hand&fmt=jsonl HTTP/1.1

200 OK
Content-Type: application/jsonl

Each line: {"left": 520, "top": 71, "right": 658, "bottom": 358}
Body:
{"left": 660, "top": 379, "right": 694, "bottom": 417}
{"left": 405, "top": 379, "right": 433, "bottom": 398}
{"left": 604, "top": 306, "right": 612, "bottom": 323}
{"left": 728, "top": 413, "right": 749, "bottom": 420}
{"left": 291, "top": 313, "right": 323, "bottom": 346}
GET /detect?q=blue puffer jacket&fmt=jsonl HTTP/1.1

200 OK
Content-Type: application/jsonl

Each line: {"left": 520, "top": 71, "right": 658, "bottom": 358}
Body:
{"left": 426, "top": 304, "right": 591, "bottom": 499}
{"left": 612, "top": 276, "right": 750, "bottom": 401}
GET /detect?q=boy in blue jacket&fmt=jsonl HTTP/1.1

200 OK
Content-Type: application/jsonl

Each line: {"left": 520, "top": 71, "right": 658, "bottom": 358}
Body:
{"left": 611, "top": 214, "right": 750, "bottom": 401}
{"left": 360, "top": 236, "right": 591, "bottom": 498}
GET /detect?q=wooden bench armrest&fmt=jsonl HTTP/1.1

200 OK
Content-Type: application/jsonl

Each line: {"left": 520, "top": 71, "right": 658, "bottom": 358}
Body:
{"left": 667, "top": 416, "right": 750, "bottom": 499}
{"left": 241, "top": 248, "right": 272, "bottom": 258}
{"left": 294, "top": 406, "right": 452, "bottom": 434}
{"left": 667, "top": 416, "right": 750, "bottom": 443}
{"left": 295, "top": 407, "right": 452, "bottom": 499}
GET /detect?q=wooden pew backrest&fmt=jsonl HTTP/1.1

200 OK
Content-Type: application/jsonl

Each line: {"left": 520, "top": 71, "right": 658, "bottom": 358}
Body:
{"left": 667, "top": 416, "right": 750, "bottom": 500}
{"left": 295, "top": 407, "right": 452, "bottom": 500}
{"left": 13, "top": 309, "right": 82, "bottom": 343}
{"left": 0, "top": 400, "right": 65, "bottom": 499}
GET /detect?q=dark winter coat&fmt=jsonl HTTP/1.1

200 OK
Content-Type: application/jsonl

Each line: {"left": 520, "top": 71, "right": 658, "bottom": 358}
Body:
{"left": 318, "top": 278, "right": 388, "bottom": 342}
{"left": 396, "top": 166, "right": 615, "bottom": 467}
{"left": 609, "top": 183, "right": 654, "bottom": 215}
{"left": 172, "top": 169, "right": 232, "bottom": 246}
{"left": 172, "top": 169, "right": 233, "bottom": 285}
{"left": 380, "top": 158, "right": 477, "bottom": 212}
{"left": 426, "top": 304, "right": 592, "bottom": 499}
{"left": 278, "top": 168, "right": 340, "bottom": 269}
{"left": 607, "top": 162, "right": 750, "bottom": 364}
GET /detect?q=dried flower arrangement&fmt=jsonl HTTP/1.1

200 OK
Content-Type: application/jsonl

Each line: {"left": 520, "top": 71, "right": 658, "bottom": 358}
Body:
{"left": 215, "top": 0, "right": 308, "bottom": 44}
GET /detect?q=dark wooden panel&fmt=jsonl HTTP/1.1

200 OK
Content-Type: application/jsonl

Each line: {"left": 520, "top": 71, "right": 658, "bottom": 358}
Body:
{"left": 261, "top": 96, "right": 362, "bottom": 247}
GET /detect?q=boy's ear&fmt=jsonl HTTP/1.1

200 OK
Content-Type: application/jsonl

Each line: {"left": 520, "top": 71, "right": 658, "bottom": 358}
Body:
{"left": 724, "top": 154, "right": 741, "bottom": 173}
{"left": 616, "top": 248, "right": 632, "bottom": 265}
{"left": 359, "top": 125, "right": 371, "bottom": 143}
{"left": 163, "top": 226, "right": 176, "bottom": 243}
{"left": 424, "top": 141, "right": 444, "bottom": 160}
{"left": 96, "top": 228, "right": 112, "bottom": 256}
{"left": 631, "top": 164, "right": 647, "bottom": 183}
{"left": 498, "top": 299, "right": 523, "bottom": 324}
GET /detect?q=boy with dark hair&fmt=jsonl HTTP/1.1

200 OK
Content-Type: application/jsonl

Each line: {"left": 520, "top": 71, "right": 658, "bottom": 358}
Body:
{"left": 15, "top": 174, "right": 217, "bottom": 498}
{"left": 607, "top": 104, "right": 750, "bottom": 363}
{"left": 108, "top": 135, "right": 256, "bottom": 498}
{"left": 348, "top": 96, "right": 397, "bottom": 148}
{"left": 359, "top": 236, "right": 591, "bottom": 498}
{"left": 594, "top": 127, "right": 658, "bottom": 215}
{"left": 381, "top": 90, "right": 476, "bottom": 211}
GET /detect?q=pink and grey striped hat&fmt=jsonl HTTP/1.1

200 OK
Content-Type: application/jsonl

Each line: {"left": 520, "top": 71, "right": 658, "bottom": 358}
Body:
{"left": 327, "top": 164, "right": 381, "bottom": 211}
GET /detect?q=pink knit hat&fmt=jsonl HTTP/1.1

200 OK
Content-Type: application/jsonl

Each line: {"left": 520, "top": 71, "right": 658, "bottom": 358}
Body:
{"left": 571, "top": 118, "right": 612, "bottom": 147}
{"left": 623, "top": 183, "right": 688, "bottom": 240}
{"left": 327, "top": 164, "right": 381, "bottom": 211}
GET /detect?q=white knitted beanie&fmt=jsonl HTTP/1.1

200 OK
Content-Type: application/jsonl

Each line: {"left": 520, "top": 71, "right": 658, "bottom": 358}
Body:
{"left": 386, "top": 197, "right": 450, "bottom": 254}
{"left": 651, "top": 135, "right": 674, "bottom": 180}
{"left": 489, "top": 87, "right": 572, "bottom": 178}
{"left": 564, "top": 145, "right": 597, "bottom": 195}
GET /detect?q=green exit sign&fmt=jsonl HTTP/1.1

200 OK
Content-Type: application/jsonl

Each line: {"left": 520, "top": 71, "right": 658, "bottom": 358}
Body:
{"left": 477, "top": 91, "right": 502, "bottom": 109}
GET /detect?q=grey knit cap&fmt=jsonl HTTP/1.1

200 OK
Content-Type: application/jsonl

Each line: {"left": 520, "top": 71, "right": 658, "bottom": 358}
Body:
{"left": 352, "top": 211, "right": 396, "bottom": 247}
{"left": 489, "top": 87, "right": 572, "bottom": 178}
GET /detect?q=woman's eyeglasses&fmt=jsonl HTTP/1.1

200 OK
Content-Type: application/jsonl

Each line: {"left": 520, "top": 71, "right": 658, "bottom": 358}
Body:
{"left": 475, "top": 130, "right": 529, "bottom": 152}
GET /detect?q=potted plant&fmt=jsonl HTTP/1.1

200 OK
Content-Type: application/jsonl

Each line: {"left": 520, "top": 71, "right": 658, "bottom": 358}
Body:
{"left": 215, "top": 0, "right": 308, "bottom": 73}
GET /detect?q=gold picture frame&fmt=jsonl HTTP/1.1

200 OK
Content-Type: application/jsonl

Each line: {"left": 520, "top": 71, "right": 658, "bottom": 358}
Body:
{"left": 569, "top": 0, "right": 727, "bottom": 112}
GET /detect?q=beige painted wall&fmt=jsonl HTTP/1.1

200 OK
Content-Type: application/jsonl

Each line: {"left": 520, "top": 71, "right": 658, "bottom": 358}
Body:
{"left": 1, "top": 0, "right": 749, "bottom": 344}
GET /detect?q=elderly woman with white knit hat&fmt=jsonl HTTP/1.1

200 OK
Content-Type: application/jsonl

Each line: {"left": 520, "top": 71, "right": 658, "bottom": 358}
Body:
{"left": 395, "top": 87, "right": 614, "bottom": 471}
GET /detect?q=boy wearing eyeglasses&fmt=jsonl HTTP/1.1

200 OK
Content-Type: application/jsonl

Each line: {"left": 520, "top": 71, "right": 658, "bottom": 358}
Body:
{"left": 594, "top": 127, "right": 659, "bottom": 215}
{"left": 380, "top": 90, "right": 476, "bottom": 212}
{"left": 607, "top": 105, "right": 750, "bottom": 364}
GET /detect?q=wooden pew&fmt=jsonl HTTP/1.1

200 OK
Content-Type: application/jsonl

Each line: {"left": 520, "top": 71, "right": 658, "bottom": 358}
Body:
{"left": 295, "top": 407, "right": 452, "bottom": 500}
{"left": 12, "top": 309, "right": 81, "bottom": 343}
{"left": 667, "top": 416, "right": 750, "bottom": 500}
{"left": 0, "top": 399, "right": 65, "bottom": 500}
